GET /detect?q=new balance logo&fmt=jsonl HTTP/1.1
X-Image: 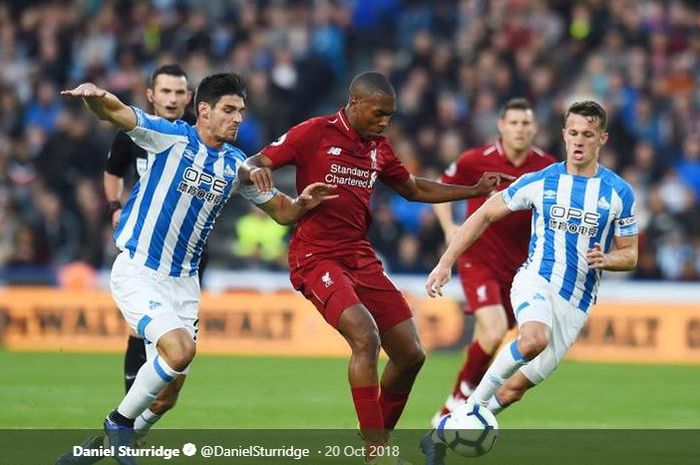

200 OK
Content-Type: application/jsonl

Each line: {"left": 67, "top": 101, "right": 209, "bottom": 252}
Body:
{"left": 321, "top": 271, "right": 334, "bottom": 287}
{"left": 597, "top": 197, "right": 610, "bottom": 210}
{"left": 544, "top": 190, "right": 557, "bottom": 200}
{"left": 327, "top": 147, "right": 342, "bottom": 156}
{"left": 149, "top": 300, "right": 162, "bottom": 310}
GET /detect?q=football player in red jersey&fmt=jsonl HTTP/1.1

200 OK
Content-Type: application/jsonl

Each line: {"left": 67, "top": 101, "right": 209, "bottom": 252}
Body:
{"left": 240, "top": 72, "right": 512, "bottom": 463}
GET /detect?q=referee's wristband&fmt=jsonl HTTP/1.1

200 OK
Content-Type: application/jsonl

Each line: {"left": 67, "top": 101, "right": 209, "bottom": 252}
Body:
{"left": 106, "top": 200, "right": 123, "bottom": 217}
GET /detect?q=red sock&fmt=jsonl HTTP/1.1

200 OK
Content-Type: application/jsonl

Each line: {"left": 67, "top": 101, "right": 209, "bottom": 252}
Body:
{"left": 452, "top": 341, "right": 493, "bottom": 399}
{"left": 379, "top": 388, "right": 410, "bottom": 430}
{"left": 351, "top": 386, "right": 384, "bottom": 430}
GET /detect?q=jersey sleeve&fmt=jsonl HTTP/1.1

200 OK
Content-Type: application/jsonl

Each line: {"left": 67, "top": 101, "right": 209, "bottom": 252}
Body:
{"left": 441, "top": 151, "right": 480, "bottom": 186}
{"left": 126, "top": 106, "right": 189, "bottom": 154}
{"left": 378, "top": 143, "right": 411, "bottom": 186}
{"left": 105, "top": 131, "right": 135, "bottom": 176}
{"left": 501, "top": 172, "right": 541, "bottom": 211}
{"left": 260, "top": 119, "right": 320, "bottom": 168}
{"left": 237, "top": 183, "right": 278, "bottom": 205}
{"left": 614, "top": 184, "right": 638, "bottom": 237}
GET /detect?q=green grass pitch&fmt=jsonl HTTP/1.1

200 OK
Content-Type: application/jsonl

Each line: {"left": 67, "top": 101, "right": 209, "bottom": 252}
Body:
{"left": 2, "top": 349, "right": 699, "bottom": 429}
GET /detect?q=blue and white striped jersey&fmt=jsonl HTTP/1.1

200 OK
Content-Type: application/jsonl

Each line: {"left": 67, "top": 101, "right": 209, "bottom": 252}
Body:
{"left": 114, "top": 107, "right": 274, "bottom": 277}
{"left": 502, "top": 162, "right": 637, "bottom": 312}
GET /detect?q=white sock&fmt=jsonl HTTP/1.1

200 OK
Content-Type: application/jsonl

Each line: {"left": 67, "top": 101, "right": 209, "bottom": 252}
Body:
{"left": 471, "top": 339, "right": 528, "bottom": 406}
{"left": 487, "top": 394, "right": 505, "bottom": 415}
{"left": 117, "top": 355, "right": 179, "bottom": 419}
{"left": 134, "top": 408, "right": 162, "bottom": 432}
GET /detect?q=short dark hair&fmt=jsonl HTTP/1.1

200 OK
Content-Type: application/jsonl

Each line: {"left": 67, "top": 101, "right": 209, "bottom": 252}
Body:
{"left": 499, "top": 97, "right": 533, "bottom": 118}
{"left": 565, "top": 100, "right": 608, "bottom": 130}
{"left": 148, "top": 64, "right": 188, "bottom": 88}
{"left": 349, "top": 72, "right": 396, "bottom": 98}
{"left": 194, "top": 73, "right": 247, "bottom": 115}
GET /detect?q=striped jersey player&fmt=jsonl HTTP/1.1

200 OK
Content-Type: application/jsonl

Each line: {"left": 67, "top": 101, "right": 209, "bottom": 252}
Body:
{"left": 503, "top": 160, "right": 637, "bottom": 312}
{"left": 428, "top": 98, "right": 556, "bottom": 431}
{"left": 59, "top": 74, "right": 336, "bottom": 459}
{"left": 114, "top": 106, "right": 268, "bottom": 276}
{"left": 426, "top": 101, "right": 638, "bottom": 425}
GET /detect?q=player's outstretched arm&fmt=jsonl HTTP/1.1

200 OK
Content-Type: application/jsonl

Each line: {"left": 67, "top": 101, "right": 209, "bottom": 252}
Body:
{"left": 257, "top": 182, "right": 338, "bottom": 225}
{"left": 586, "top": 235, "right": 638, "bottom": 271}
{"left": 239, "top": 154, "right": 276, "bottom": 193}
{"left": 61, "top": 83, "right": 137, "bottom": 131}
{"left": 392, "top": 172, "right": 516, "bottom": 203}
{"left": 426, "top": 194, "right": 512, "bottom": 297}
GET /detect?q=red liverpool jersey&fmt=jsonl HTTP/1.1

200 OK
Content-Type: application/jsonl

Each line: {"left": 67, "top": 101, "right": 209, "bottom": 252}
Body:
{"left": 261, "top": 109, "right": 411, "bottom": 266}
{"left": 442, "top": 141, "right": 556, "bottom": 281}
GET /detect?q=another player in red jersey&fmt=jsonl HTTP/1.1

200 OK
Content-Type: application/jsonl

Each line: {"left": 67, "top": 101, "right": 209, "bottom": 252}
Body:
{"left": 429, "top": 98, "right": 556, "bottom": 424}
{"left": 240, "top": 72, "right": 512, "bottom": 463}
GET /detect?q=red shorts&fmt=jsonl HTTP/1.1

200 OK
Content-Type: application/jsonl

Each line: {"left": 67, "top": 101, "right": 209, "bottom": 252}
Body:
{"left": 290, "top": 254, "right": 413, "bottom": 332}
{"left": 458, "top": 257, "right": 516, "bottom": 329}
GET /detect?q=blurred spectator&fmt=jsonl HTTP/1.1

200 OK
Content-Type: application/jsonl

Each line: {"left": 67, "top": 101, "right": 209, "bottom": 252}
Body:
{"left": 74, "top": 178, "right": 106, "bottom": 267}
{"left": 390, "top": 235, "right": 423, "bottom": 274}
{"left": 232, "top": 205, "right": 288, "bottom": 269}
{"left": 23, "top": 81, "right": 63, "bottom": 134}
{"left": 676, "top": 134, "right": 700, "bottom": 199}
{"left": 32, "top": 189, "right": 80, "bottom": 266}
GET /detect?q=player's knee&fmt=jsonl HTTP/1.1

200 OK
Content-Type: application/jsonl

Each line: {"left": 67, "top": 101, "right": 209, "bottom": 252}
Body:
{"left": 350, "top": 327, "right": 381, "bottom": 359}
{"left": 160, "top": 339, "right": 196, "bottom": 372}
{"left": 409, "top": 347, "right": 426, "bottom": 374}
{"left": 517, "top": 333, "right": 548, "bottom": 360}
{"left": 398, "top": 344, "right": 426, "bottom": 374}
{"left": 480, "top": 327, "right": 508, "bottom": 353}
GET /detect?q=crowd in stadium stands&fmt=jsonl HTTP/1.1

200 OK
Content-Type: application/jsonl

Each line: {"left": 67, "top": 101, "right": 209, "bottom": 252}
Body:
{"left": 0, "top": 0, "right": 699, "bottom": 284}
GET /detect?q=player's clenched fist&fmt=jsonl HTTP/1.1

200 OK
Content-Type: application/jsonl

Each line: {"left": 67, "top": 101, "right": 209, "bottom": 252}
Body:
{"left": 250, "top": 166, "right": 275, "bottom": 193}
{"left": 426, "top": 263, "right": 452, "bottom": 298}
{"left": 586, "top": 243, "right": 609, "bottom": 269}
{"left": 60, "top": 83, "right": 108, "bottom": 98}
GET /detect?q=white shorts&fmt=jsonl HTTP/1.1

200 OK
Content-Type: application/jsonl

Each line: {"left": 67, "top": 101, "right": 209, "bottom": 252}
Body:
{"left": 510, "top": 271, "right": 588, "bottom": 385}
{"left": 110, "top": 251, "right": 200, "bottom": 351}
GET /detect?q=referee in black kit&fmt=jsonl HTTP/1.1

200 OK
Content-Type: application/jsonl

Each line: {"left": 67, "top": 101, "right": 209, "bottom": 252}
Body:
{"left": 103, "top": 63, "right": 204, "bottom": 434}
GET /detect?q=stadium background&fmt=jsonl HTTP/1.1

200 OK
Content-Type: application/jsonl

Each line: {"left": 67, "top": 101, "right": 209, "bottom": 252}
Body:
{"left": 0, "top": 0, "right": 699, "bottom": 430}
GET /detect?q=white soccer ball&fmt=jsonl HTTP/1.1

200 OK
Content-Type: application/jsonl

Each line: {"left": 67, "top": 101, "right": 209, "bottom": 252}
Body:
{"left": 435, "top": 403, "right": 499, "bottom": 457}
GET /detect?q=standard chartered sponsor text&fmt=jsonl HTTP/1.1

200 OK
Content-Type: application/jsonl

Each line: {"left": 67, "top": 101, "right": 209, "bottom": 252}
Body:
{"left": 200, "top": 445, "right": 310, "bottom": 459}
{"left": 325, "top": 163, "right": 377, "bottom": 188}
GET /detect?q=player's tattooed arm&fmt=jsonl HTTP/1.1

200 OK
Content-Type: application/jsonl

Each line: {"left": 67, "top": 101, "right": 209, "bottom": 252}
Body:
{"left": 427, "top": 194, "right": 512, "bottom": 297}
{"left": 586, "top": 236, "right": 638, "bottom": 271}
{"left": 393, "top": 172, "right": 515, "bottom": 202}
{"left": 239, "top": 154, "right": 276, "bottom": 193}
{"left": 257, "top": 182, "right": 338, "bottom": 225}
{"left": 61, "top": 83, "right": 137, "bottom": 131}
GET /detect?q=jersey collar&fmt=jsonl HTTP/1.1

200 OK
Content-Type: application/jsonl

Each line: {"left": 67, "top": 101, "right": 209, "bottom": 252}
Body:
{"left": 496, "top": 139, "right": 543, "bottom": 167}
{"left": 336, "top": 108, "right": 361, "bottom": 141}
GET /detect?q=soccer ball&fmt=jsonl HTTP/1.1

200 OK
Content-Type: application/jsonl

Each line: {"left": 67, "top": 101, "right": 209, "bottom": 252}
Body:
{"left": 435, "top": 403, "right": 499, "bottom": 457}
